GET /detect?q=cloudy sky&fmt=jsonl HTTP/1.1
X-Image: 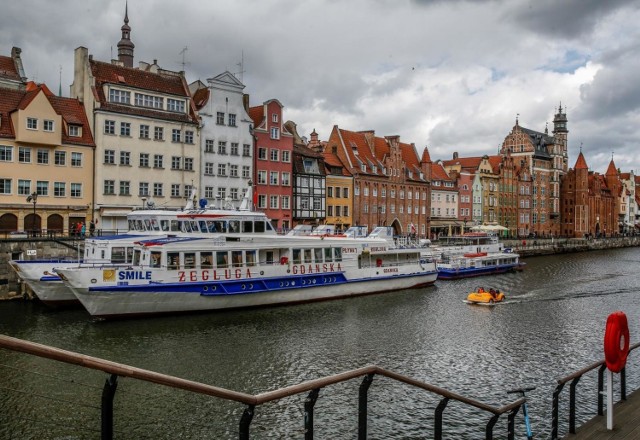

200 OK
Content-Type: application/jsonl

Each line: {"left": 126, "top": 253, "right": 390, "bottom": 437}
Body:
{"left": 3, "top": 0, "right": 640, "bottom": 174}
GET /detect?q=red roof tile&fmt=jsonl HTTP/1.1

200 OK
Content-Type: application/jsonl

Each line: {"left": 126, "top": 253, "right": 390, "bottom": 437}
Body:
{"left": 574, "top": 152, "right": 588, "bottom": 170}
{"left": 248, "top": 105, "right": 264, "bottom": 128}
{"left": 606, "top": 159, "right": 618, "bottom": 176}
{"left": 0, "top": 55, "right": 21, "bottom": 81}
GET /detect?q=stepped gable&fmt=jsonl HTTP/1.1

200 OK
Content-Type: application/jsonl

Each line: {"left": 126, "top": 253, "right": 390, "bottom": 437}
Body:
{"left": 89, "top": 59, "right": 197, "bottom": 123}
{"left": 519, "top": 126, "right": 553, "bottom": 158}
{"left": 574, "top": 151, "right": 588, "bottom": 169}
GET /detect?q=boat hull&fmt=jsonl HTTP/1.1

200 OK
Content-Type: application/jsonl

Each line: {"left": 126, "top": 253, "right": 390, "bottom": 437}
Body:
{"left": 9, "top": 260, "right": 80, "bottom": 305}
{"left": 437, "top": 263, "right": 523, "bottom": 280}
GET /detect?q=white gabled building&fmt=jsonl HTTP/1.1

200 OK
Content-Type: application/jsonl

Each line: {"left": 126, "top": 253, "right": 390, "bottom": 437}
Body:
{"left": 70, "top": 8, "right": 200, "bottom": 230}
{"left": 189, "top": 72, "right": 253, "bottom": 205}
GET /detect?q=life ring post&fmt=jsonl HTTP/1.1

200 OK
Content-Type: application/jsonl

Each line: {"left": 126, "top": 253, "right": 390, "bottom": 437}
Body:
{"left": 603, "top": 311, "right": 630, "bottom": 430}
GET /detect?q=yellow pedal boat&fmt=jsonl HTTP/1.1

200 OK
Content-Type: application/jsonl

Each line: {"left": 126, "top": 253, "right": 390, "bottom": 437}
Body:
{"left": 466, "top": 288, "right": 506, "bottom": 305}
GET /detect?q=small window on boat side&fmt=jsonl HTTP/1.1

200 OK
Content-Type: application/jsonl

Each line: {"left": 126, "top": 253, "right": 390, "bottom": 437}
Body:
{"left": 216, "top": 251, "right": 228, "bottom": 268}
{"left": 266, "top": 251, "right": 274, "bottom": 265}
{"left": 303, "top": 249, "right": 312, "bottom": 263}
{"left": 292, "top": 249, "right": 302, "bottom": 264}
{"left": 198, "top": 221, "right": 207, "bottom": 233}
{"left": 242, "top": 221, "right": 253, "bottom": 233}
{"left": 232, "top": 251, "right": 243, "bottom": 267}
{"left": 314, "top": 248, "right": 322, "bottom": 262}
{"left": 144, "top": 219, "right": 151, "bottom": 230}
{"left": 228, "top": 220, "right": 240, "bottom": 233}
{"left": 150, "top": 219, "right": 160, "bottom": 231}
{"left": 200, "top": 252, "right": 213, "bottom": 268}
{"left": 334, "top": 248, "right": 342, "bottom": 262}
{"left": 254, "top": 221, "right": 265, "bottom": 233}
{"left": 112, "top": 247, "right": 126, "bottom": 263}
{"left": 170, "top": 220, "right": 180, "bottom": 232}
{"left": 160, "top": 220, "right": 169, "bottom": 231}
{"left": 246, "top": 250, "right": 256, "bottom": 266}
{"left": 184, "top": 253, "right": 196, "bottom": 269}
{"left": 126, "top": 247, "right": 134, "bottom": 263}
{"left": 324, "top": 248, "right": 333, "bottom": 262}
{"left": 167, "top": 252, "right": 179, "bottom": 270}
{"left": 133, "top": 250, "right": 142, "bottom": 265}
{"left": 150, "top": 252, "right": 161, "bottom": 268}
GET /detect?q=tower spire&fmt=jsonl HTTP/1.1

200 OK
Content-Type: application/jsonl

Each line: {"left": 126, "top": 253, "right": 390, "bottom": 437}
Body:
{"left": 117, "top": 1, "right": 135, "bottom": 67}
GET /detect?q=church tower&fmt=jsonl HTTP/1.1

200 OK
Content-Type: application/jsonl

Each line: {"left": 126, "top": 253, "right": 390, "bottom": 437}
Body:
{"left": 117, "top": 3, "right": 135, "bottom": 68}
{"left": 552, "top": 103, "right": 569, "bottom": 170}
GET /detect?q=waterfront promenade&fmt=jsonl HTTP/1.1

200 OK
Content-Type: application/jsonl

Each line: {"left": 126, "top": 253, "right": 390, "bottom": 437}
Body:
{"left": 563, "top": 388, "right": 640, "bottom": 439}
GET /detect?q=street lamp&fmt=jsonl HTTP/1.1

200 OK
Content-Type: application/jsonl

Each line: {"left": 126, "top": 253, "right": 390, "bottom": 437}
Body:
{"left": 141, "top": 197, "right": 147, "bottom": 209}
{"left": 463, "top": 217, "right": 467, "bottom": 233}
{"left": 26, "top": 192, "right": 37, "bottom": 236}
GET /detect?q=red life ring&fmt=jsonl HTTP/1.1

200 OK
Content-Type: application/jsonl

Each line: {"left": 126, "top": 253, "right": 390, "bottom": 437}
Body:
{"left": 604, "top": 311, "right": 630, "bottom": 373}
{"left": 280, "top": 256, "right": 289, "bottom": 265}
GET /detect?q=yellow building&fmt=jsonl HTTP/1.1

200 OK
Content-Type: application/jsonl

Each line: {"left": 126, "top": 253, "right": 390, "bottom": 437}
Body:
{"left": 322, "top": 148, "right": 353, "bottom": 231}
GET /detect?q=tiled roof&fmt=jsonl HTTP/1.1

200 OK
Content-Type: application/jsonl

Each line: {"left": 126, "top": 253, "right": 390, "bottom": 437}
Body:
{"left": 192, "top": 87, "right": 209, "bottom": 110}
{"left": 323, "top": 151, "right": 351, "bottom": 176}
{"left": 606, "top": 159, "right": 618, "bottom": 176}
{"left": 0, "top": 55, "right": 20, "bottom": 81}
{"left": 48, "top": 95, "right": 95, "bottom": 146}
{"left": 432, "top": 162, "right": 452, "bottom": 181}
{"left": 248, "top": 105, "right": 264, "bottom": 128}
{"left": 89, "top": 59, "right": 197, "bottom": 123}
{"left": 574, "top": 152, "right": 588, "bottom": 170}
{"left": 442, "top": 156, "right": 483, "bottom": 171}
{"left": 0, "top": 88, "right": 24, "bottom": 138}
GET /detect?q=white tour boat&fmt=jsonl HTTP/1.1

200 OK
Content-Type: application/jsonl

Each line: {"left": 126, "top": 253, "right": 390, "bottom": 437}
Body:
{"left": 56, "top": 233, "right": 438, "bottom": 319}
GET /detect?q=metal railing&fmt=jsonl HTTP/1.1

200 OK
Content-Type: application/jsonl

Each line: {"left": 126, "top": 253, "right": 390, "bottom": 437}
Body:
{"left": 551, "top": 341, "right": 640, "bottom": 439}
{"left": 0, "top": 334, "right": 525, "bottom": 439}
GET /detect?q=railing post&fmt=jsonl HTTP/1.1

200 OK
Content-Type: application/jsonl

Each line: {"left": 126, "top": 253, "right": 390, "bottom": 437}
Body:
{"left": 507, "top": 405, "right": 521, "bottom": 440}
{"left": 569, "top": 376, "right": 581, "bottom": 434}
{"left": 621, "top": 367, "right": 627, "bottom": 401}
{"left": 239, "top": 404, "right": 255, "bottom": 440}
{"left": 304, "top": 388, "right": 320, "bottom": 440}
{"left": 551, "top": 383, "right": 565, "bottom": 440}
{"left": 598, "top": 365, "right": 606, "bottom": 415}
{"left": 101, "top": 374, "right": 118, "bottom": 440}
{"left": 434, "top": 397, "right": 449, "bottom": 440}
{"left": 485, "top": 413, "right": 499, "bottom": 440}
{"left": 358, "top": 373, "right": 374, "bottom": 440}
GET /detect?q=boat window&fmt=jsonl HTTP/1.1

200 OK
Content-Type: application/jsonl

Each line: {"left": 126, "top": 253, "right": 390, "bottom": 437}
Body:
{"left": 126, "top": 247, "right": 134, "bottom": 263}
{"left": 200, "top": 252, "right": 213, "bottom": 268}
{"left": 91, "top": 247, "right": 95, "bottom": 255}
{"left": 199, "top": 221, "right": 208, "bottom": 233}
{"left": 167, "top": 253, "right": 179, "bottom": 270}
{"left": 214, "top": 221, "right": 227, "bottom": 233}
{"left": 254, "top": 221, "right": 265, "bottom": 233}
{"left": 184, "top": 253, "right": 196, "bottom": 269}
{"left": 232, "top": 251, "right": 243, "bottom": 267}
{"left": 314, "top": 248, "right": 323, "bottom": 262}
{"left": 216, "top": 251, "right": 229, "bottom": 268}
{"left": 144, "top": 219, "right": 152, "bottom": 230}
{"left": 160, "top": 220, "right": 170, "bottom": 231}
{"left": 101, "top": 250, "right": 105, "bottom": 259}
{"left": 334, "top": 248, "right": 342, "bottom": 262}
{"left": 190, "top": 221, "right": 199, "bottom": 232}
{"left": 324, "top": 248, "right": 333, "bottom": 262}
{"left": 111, "top": 247, "right": 126, "bottom": 263}
{"left": 150, "top": 251, "right": 161, "bottom": 268}
{"left": 228, "top": 220, "right": 240, "bottom": 233}
{"left": 85, "top": 248, "right": 89, "bottom": 258}
{"left": 242, "top": 221, "right": 253, "bottom": 233}
{"left": 205, "top": 221, "right": 216, "bottom": 233}
{"left": 183, "top": 222, "right": 192, "bottom": 233}
{"left": 136, "top": 220, "right": 144, "bottom": 231}
{"left": 128, "top": 219, "right": 134, "bottom": 230}
{"left": 246, "top": 250, "right": 256, "bottom": 267}
{"left": 133, "top": 250, "right": 142, "bottom": 265}
{"left": 265, "top": 251, "right": 274, "bottom": 265}
{"left": 303, "top": 249, "right": 312, "bottom": 263}
{"left": 170, "top": 220, "right": 180, "bottom": 232}
{"left": 150, "top": 219, "right": 160, "bottom": 231}
{"left": 292, "top": 249, "right": 302, "bottom": 264}
{"left": 266, "top": 222, "right": 275, "bottom": 232}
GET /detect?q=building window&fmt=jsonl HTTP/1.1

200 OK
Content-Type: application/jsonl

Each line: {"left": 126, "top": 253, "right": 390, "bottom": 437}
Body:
{"left": 120, "top": 151, "right": 130, "bottom": 166}
{"left": 172, "top": 129, "right": 181, "bottom": 143}
{"left": 205, "top": 139, "right": 214, "bottom": 153}
{"left": 272, "top": 113, "right": 278, "bottom": 123}
{"left": 104, "top": 180, "right": 115, "bottom": 195}
{"left": 205, "top": 186, "right": 214, "bottom": 198}
{"left": 217, "top": 163, "right": 227, "bottom": 176}
{"left": 71, "top": 183, "right": 82, "bottom": 198}
{"left": 139, "top": 182, "right": 149, "bottom": 197}
{"left": 68, "top": 125, "right": 80, "bottom": 137}
{"left": 344, "top": 188, "right": 349, "bottom": 198}
{"left": 242, "top": 166, "right": 250, "bottom": 178}
{"left": 120, "top": 122, "right": 131, "bottom": 136}
{"left": 154, "top": 127, "right": 164, "bottom": 141}
{"left": 139, "top": 153, "right": 149, "bottom": 167}
{"left": 167, "top": 98, "right": 185, "bottom": 113}
{"left": 44, "top": 120, "right": 54, "bottom": 132}
{"left": 270, "top": 171, "right": 279, "bottom": 185}
{"left": 18, "top": 179, "right": 30, "bottom": 195}
{"left": 55, "top": 151, "right": 66, "bottom": 166}
{"left": 281, "top": 150, "right": 290, "bottom": 162}
{"left": 104, "top": 120, "right": 115, "bottom": 135}
{"left": 0, "top": 146, "right": 13, "bottom": 162}
{"left": 230, "top": 164, "right": 238, "bottom": 177}
{"left": 53, "top": 182, "right": 65, "bottom": 197}
{"left": 37, "top": 149, "right": 49, "bottom": 165}
{"left": 216, "top": 112, "right": 225, "bottom": 125}
{"left": 18, "top": 147, "right": 30, "bottom": 163}
{"left": 343, "top": 206, "right": 349, "bottom": 216}
{"left": 109, "top": 89, "right": 130, "bottom": 104}
{"left": 171, "top": 156, "right": 182, "bottom": 170}
{"left": 231, "top": 143, "right": 239, "bottom": 156}
{"left": 270, "top": 149, "right": 279, "bottom": 161}
{"left": 258, "top": 147, "right": 267, "bottom": 160}
{"left": 119, "top": 181, "right": 130, "bottom": 196}
{"left": 205, "top": 162, "right": 214, "bottom": 175}
{"left": 184, "top": 158, "right": 194, "bottom": 171}
{"left": 257, "top": 170, "right": 267, "bottom": 185}
{"left": 228, "top": 114, "right": 236, "bottom": 126}
{"left": 327, "top": 205, "right": 334, "bottom": 216}
{"left": 270, "top": 127, "right": 280, "bottom": 139}
{"left": 71, "top": 152, "right": 82, "bottom": 167}
{"left": 281, "top": 196, "right": 290, "bottom": 209}
{"left": 230, "top": 188, "right": 239, "bottom": 200}
{"left": 281, "top": 172, "right": 290, "bottom": 186}
{"left": 327, "top": 187, "right": 333, "bottom": 198}
{"left": 185, "top": 131, "right": 194, "bottom": 144}
{"left": 0, "top": 179, "right": 11, "bottom": 194}
{"left": 153, "top": 183, "right": 163, "bottom": 197}
{"left": 27, "top": 118, "right": 38, "bottom": 130}
{"left": 243, "top": 144, "right": 251, "bottom": 157}
{"left": 184, "top": 185, "right": 193, "bottom": 197}
{"left": 171, "top": 184, "right": 180, "bottom": 197}
{"left": 135, "top": 93, "right": 163, "bottom": 109}
{"left": 270, "top": 195, "right": 279, "bottom": 209}
{"left": 140, "top": 124, "right": 150, "bottom": 139}
{"left": 257, "top": 194, "right": 267, "bottom": 209}
{"left": 217, "top": 187, "right": 227, "bottom": 200}
{"left": 153, "top": 155, "right": 163, "bottom": 169}
{"left": 218, "top": 141, "right": 227, "bottom": 155}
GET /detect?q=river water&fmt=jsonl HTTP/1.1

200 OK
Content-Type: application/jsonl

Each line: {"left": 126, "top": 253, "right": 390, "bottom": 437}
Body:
{"left": 1, "top": 247, "right": 640, "bottom": 439}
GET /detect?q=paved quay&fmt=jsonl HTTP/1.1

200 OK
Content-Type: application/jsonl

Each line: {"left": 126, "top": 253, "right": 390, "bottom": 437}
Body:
{"left": 563, "top": 388, "right": 640, "bottom": 439}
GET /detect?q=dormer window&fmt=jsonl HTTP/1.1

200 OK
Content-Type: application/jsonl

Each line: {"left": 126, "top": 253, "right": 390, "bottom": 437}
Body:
{"left": 361, "top": 164, "right": 366, "bottom": 173}
{"left": 68, "top": 125, "right": 81, "bottom": 137}
{"left": 167, "top": 98, "right": 185, "bottom": 113}
{"left": 109, "top": 89, "right": 130, "bottom": 104}
{"left": 372, "top": 165, "right": 377, "bottom": 173}
{"left": 303, "top": 159, "right": 313, "bottom": 172}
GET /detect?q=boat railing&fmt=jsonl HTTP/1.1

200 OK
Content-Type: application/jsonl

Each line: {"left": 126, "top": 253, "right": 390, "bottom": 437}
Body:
{"left": 0, "top": 334, "right": 526, "bottom": 439}
{"left": 550, "top": 341, "right": 640, "bottom": 439}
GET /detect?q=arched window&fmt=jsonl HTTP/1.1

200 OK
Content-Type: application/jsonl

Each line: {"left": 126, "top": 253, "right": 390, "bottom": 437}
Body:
{"left": 47, "top": 214, "right": 64, "bottom": 232}
{"left": 24, "top": 214, "right": 41, "bottom": 233}
{"left": 0, "top": 213, "right": 18, "bottom": 232}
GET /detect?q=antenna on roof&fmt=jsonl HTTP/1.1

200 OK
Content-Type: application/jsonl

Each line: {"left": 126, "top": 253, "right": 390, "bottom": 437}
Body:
{"left": 234, "top": 50, "right": 245, "bottom": 82}
{"left": 58, "top": 65, "right": 62, "bottom": 96}
{"left": 177, "top": 46, "right": 190, "bottom": 71}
